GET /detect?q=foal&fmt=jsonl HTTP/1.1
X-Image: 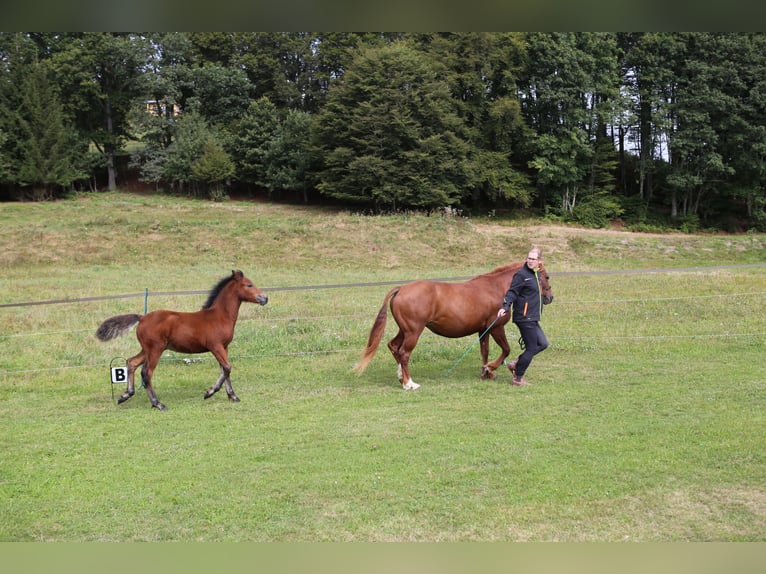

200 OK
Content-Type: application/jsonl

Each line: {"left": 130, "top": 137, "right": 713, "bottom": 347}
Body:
{"left": 96, "top": 270, "right": 268, "bottom": 410}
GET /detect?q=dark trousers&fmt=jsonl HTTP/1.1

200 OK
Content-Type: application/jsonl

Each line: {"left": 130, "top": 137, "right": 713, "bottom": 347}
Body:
{"left": 514, "top": 321, "right": 548, "bottom": 376}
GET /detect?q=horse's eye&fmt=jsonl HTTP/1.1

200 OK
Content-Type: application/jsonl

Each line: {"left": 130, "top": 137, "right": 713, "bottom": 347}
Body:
{"left": 247, "top": 283, "right": 253, "bottom": 288}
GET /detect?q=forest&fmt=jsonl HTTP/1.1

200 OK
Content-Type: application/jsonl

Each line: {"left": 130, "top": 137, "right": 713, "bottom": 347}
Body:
{"left": 2, "top": 32, "right": 766, "bottom": 231}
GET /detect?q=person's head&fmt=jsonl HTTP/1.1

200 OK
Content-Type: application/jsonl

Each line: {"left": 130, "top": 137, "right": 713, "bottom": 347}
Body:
{"left": 525, "top": 247, "right": 542, "bottom": 270}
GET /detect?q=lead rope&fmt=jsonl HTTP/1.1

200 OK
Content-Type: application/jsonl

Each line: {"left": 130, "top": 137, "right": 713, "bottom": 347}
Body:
{"left": 445, "top": 316, "right": 500, "bottom": 376}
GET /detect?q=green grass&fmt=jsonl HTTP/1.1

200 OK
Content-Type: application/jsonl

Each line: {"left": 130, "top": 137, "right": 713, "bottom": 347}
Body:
{"left": 1, "top": 191, "right": 765, "bottom": 541}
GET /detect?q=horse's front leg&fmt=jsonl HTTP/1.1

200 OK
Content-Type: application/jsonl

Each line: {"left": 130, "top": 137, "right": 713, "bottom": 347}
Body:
{"left": 205, "top": 348, "right": 238, "bottom": 402}
{"left": 222, "top": 365, "right": 239, "bottom": 402}
{"left": 486, "top": 327, "right": 512, "bottom": 375}
{"left": 479, "top": 334, "right": 496, "bottom": 379}
{"left": 203, "top": 365, "right": 235, "bottom": 400}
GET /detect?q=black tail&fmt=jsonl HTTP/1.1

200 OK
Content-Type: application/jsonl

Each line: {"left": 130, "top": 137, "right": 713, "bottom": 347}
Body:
{"left": 96, "top": 314, "right": 141, "bottom": 341}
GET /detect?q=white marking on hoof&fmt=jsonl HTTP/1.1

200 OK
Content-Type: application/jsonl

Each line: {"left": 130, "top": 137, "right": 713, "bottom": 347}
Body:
{"left": 402, "top": 380, "right": 420, "bottom": 390}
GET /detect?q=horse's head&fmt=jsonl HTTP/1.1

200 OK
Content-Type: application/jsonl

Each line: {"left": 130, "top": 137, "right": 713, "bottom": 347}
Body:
{"left": 537, "top": 262, "right": 554, "bottom": 305}
{"left": 232, "top": 269, "right": 269, "bottom": 306}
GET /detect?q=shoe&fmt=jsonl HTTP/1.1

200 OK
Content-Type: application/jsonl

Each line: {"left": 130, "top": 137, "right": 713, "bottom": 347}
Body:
{"left": 511, "top": 374, "right": 532, "bottom": 386}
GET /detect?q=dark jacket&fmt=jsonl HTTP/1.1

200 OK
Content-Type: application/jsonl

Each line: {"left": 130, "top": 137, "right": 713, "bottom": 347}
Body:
{"left": 501, "top": 264, "right": 544, "bottom": 322}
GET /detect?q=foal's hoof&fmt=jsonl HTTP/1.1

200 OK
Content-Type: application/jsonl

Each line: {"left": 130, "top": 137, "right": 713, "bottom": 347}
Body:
{"left": 228, "top": 395, "right": 241, "bottom": 403}
{"left": 153, "top": 402, "right": 168, "bottom": 411}
{"left": 481, "top": 366, "right": 496, "bottom": 380}
{"left": 117, "top": 393, "right": 133, "bottom": 405}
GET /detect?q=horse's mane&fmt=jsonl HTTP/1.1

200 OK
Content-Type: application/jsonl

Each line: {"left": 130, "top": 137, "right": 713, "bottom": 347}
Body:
{"left": 485, "top": 262, "right": 524, "bottom": 276}
{"left": 202, "top": 274, "right": 235, "bottom": 309}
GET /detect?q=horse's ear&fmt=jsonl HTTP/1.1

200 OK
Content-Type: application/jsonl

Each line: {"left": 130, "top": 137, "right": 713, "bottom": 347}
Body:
{"left": 232, "top": 269, "right": 244, "bottom": 278}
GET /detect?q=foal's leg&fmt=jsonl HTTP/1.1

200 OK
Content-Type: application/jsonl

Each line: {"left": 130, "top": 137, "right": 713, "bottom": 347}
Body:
{"left": 119, "top": 351, "right": 145, "bottom": 405}
{"left": 141, "top": 351, "right": 167, "bottom": 411}
{"left": 204, "top": 347, "right": 238, "bottom": 402}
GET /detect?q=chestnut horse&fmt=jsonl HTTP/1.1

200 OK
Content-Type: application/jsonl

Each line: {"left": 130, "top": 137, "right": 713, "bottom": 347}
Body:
{"left": 354, "top": 262, "right": 552, "bottom": 389}
{"left": 96, "top": 270, "right": 268, "bottom": 410}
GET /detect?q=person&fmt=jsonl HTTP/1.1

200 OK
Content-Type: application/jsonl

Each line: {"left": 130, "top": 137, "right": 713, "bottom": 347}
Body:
{"left": 496, "top": 247, "right": 549, "bottom": 386}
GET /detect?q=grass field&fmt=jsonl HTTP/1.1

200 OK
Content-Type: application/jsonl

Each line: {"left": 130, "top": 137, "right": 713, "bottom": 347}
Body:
{"left": 1, "top": 191, "right": 765, "bottom": 541}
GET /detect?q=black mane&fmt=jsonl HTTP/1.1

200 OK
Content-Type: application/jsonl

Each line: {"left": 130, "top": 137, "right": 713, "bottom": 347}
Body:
{"left": 202, "top": 274, "right": 235, "bottom": 309}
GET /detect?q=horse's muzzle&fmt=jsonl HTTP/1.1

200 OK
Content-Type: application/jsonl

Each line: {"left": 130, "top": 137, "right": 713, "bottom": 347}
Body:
{"left": 256, "top": 294, "right": 269, "bottom": 305}
{"left": 543, "top": 295, "right": 554, "bottom": 305}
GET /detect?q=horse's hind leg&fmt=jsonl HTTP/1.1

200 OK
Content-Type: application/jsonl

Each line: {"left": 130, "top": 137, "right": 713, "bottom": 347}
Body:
{"left": 387, "top": 320, "right": 423, "bottom": 390}
{"left": 387, "top": 330, "right": 406, "bottom": 383}
{"left": 119, "top": 351, "right": 144, "bottom": 405}
{"left": 397, "top": 331, "right": 423, "bottom": 391}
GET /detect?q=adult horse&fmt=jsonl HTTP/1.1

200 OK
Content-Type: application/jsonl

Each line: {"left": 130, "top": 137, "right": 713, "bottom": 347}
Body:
{"left": 354, "top": 262, "right": 552, "bottom": 389}
{"left": 96, "top": 270, "right": 268, "bottom": 410}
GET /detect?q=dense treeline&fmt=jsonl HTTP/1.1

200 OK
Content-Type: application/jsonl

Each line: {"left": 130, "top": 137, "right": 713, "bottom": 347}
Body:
{"left": 2, "top": 32, "right": 766, "bottom": 231}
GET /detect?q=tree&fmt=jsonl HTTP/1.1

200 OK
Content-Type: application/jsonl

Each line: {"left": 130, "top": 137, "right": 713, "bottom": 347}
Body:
{"left": 0, "top": 41, "right": 83, "bottom": 199}
{"left": 313, "top": 41, "right": 471, "bottom": 211}
{"left": 264, "top": 109, "right": 312, "bottom": 202}
{"left": 162, "top": 109, "right": 212, "bottom": 194}
{"left": 733, "top": 34, "right": 766, "bottom": 229}
{"left": 521, "top": 33, "right": 622, "bottom": 219}
{"left": 48, "top": 33, "right": 152, "bottom": 191}
{"left": 618, "top": 33, "right": 683, "bottom": 202}
{"left": 14, "top": 63, "right": 84, "bottom": 199}
{"left": 666, "top": 33, "right": 743, "bottom": 221}
{"left": 132, "top": 108, "right": 218, "bottom": 196}
{"left": 0, "top": 129, "right": 9, "bottom": 184}
{"left": 191, "top": 139, "right": 235, "bottom": 200}
{"left": 415, "top": 33, "right": 533, "bottom": 207}
{"left": 176, "top": 63, "right": 253, "bottom": 127}
{"left": 521, "top": 33, "right": 594, "bottom": 213}
{"left": 139, "top": 33, "right": 195, "bottom": 149}
{"left": 230, "top": 97, "right": 280, "bottom": 192}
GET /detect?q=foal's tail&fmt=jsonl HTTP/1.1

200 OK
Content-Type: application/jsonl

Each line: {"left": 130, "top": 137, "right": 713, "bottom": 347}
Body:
{"left": 96, "top": 314, "right": 142, "bottom": 341}
{"left": 353, "top": 287, "right": 400, "bottom": 375}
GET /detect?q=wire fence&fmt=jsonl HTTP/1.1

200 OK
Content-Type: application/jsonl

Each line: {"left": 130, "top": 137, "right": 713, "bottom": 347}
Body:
{"left": 3, "top": 262, "right": 765, "bottom": 310}
{"left": 1, "top": 264, "right": 765, "bottom": 376}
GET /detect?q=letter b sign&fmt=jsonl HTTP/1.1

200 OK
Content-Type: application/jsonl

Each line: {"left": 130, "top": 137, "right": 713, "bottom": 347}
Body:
{"left": 111, "top": 366, "right": 128, "bottom": 384}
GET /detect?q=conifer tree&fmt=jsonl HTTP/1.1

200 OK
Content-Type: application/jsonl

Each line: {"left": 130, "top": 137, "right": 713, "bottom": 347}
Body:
{"left": 1, "top": 60, "right": 82, "bottom": 199}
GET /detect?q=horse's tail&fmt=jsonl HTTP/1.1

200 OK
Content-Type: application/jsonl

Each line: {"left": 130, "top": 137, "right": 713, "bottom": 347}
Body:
{"left": 95, "top": 314, "right": 142, "bottom": 341}
{"left": 353, "top": 287, "right": 400, "bottom": 375}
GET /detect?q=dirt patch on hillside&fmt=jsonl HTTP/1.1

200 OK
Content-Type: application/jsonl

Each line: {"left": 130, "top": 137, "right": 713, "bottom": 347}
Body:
{"left": 471, "top": 222, "right": 666, "bottom": 261}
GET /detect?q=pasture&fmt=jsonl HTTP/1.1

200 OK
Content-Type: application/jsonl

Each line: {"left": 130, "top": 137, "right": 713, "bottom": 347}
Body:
{"left": 1, "top": 192, "right": 765, "bottom": 541}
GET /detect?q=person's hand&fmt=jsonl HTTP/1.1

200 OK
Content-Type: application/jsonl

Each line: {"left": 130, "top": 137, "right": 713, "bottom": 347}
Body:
{"left": 497, "top": 308, "right": 506, "bottom": 318}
